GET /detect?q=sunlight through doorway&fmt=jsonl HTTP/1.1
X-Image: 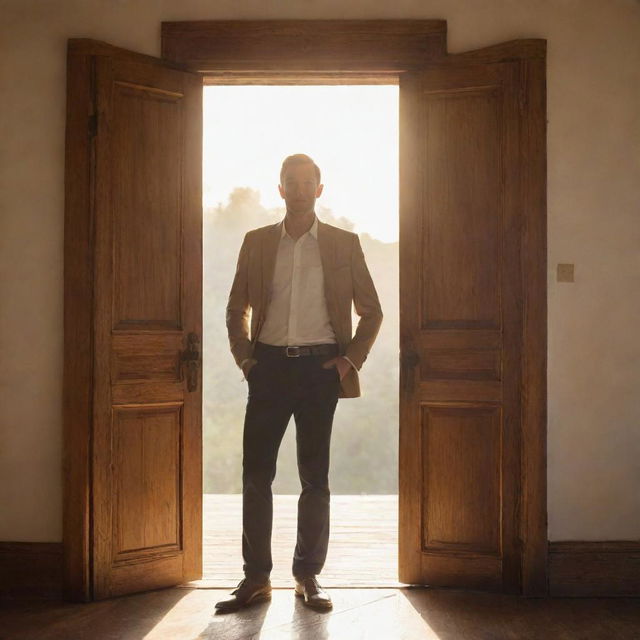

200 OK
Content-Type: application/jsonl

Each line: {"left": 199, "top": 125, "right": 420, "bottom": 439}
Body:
{"left": 202, "top": 85, "right": 399, "bottom": 587}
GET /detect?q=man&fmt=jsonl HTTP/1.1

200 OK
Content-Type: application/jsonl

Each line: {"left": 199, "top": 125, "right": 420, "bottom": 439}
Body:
{"left": 216, "top": 154, "right": 382, "bottom": 613}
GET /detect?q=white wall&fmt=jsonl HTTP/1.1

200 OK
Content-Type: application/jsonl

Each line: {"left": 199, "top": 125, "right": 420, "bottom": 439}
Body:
{"left": 1, "top": 0, "right": 638, "bottom": 542}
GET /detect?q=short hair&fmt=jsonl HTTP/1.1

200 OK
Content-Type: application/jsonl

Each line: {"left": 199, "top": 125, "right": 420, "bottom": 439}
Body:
{"left": 279, "top": 154, "right": 321, "bottom": 185}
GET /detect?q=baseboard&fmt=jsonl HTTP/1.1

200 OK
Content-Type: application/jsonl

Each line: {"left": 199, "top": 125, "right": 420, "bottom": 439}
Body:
{"left": 548, "top": 541, "right": 640, "bottom": 597}
{"left": 3, "top": 540, "right": 639, "bottom": 599}
{"left": 0, "top": 542, "right": 63, "bottom": 599}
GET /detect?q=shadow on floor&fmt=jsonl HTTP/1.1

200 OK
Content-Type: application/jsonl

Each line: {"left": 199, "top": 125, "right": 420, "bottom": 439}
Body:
{"left": 0, "top": 587, "right": 189, "bottom": 640}
{"left": 401, "top": 587, "right": 640, "bottom": 640}
{"left": 1, "top": 587, "right": 640, "bottom": 640}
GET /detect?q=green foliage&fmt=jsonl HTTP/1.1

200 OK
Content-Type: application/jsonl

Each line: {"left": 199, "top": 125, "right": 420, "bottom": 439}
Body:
{"left": 203, "top": 188, "right": 399, "bottom": 494}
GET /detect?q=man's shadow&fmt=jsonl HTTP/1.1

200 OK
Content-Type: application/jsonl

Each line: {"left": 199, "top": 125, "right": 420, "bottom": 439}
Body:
{"left": 202, "top": 597, "right": 271, "bottom": 638}
{"left": 202, "top": 593, "right": 332, "bottom": 639}
{"left": 290, "top": 595, "right": 331, "bottom": 640}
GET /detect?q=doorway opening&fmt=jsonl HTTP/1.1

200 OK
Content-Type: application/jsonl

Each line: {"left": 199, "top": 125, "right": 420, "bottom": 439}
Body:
{"left": 201, "top": 84, "right": 400, "bottom": 587}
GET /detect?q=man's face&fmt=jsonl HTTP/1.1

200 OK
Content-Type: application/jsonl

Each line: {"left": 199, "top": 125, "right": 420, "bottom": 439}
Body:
{"left": 278, "top": 162, "right": 324, "bottom": 216}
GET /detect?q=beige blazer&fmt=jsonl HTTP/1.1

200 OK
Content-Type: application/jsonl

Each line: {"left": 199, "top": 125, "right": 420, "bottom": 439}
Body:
{"left": 226, "top": 219, "right": 383, "bottom": 398}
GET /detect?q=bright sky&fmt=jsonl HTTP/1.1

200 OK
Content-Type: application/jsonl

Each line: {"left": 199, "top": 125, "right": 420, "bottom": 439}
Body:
{"left": 203, "top": 85, "right": 399, "bottom": 243}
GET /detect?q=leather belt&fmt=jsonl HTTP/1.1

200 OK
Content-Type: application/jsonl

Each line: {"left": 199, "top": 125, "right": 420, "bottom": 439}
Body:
{"left": 255, "top": 342, "right": 338, "bottom": 358}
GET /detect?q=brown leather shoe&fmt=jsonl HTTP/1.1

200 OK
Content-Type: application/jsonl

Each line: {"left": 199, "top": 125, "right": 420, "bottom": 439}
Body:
{"left": 214, "top": 578, "right": 272, "bottom": 612}
{"left": 294, "top": 576, "right": 332, "bottom": 609}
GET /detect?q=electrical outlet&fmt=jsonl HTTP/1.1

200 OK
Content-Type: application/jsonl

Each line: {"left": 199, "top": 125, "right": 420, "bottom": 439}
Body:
{"left": 557, "top": 263, "right": 574, "bottom": 282}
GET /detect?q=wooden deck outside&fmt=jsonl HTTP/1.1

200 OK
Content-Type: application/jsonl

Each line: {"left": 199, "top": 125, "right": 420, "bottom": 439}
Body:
{"left": 198, "top": 494, "right": 400, "bottom": 588}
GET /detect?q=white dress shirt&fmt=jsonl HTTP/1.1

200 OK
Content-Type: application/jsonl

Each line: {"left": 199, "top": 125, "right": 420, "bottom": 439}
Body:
{"left": 260, "top": 216, "right": 337, "bottom": 346}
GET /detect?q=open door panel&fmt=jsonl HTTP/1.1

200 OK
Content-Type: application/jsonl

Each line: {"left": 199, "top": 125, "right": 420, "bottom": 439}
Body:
{"left": 399, "top": 43, "right": 546, "bottom": 593}
{"left": 64, "top": 39, "right": 202, "bottom": 600}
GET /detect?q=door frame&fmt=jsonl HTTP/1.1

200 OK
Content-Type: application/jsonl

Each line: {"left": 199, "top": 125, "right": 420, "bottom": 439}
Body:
{"left": 162, "top": 19, "right": 548, "bottom": 596}
{"left": 64, "top": 20, "right": 546, "bottom": 600}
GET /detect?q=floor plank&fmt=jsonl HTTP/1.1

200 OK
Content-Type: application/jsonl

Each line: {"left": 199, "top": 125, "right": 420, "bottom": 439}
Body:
{"left": 200, "top": 494, "right": 399, "bottom": 588}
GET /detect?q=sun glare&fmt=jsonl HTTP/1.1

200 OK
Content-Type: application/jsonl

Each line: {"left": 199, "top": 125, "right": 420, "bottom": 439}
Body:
{"left": 203, "top": 85, "right": 399, "bottom": 243}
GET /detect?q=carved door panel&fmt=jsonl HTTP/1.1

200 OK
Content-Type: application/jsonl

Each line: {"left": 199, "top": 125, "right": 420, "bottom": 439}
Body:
{"left": 398, "top": 51, "right": 539, "bottom": 592}
{"left": 64, "top": 40, "right": 202, "bottom": 600}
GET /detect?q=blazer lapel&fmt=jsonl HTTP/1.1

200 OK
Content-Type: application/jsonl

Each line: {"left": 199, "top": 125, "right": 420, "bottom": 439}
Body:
{"left": 317, "top": 220, "right": 341, "bottom": 337}
{"left": 260, "top": 221, "right": 282, "bottom": 312}
{"left": 317, "top": 219, "right": 333, "bottom": 280}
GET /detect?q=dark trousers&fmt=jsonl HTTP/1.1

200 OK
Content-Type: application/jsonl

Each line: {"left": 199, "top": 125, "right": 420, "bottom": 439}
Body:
{"left": 242, "top": 342, "right": 340, "bottom": 581}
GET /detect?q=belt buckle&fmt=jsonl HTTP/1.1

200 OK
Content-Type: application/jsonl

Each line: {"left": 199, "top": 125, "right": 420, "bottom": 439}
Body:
{"left": 286, "top": 346, "right": 300, "bottom": 358}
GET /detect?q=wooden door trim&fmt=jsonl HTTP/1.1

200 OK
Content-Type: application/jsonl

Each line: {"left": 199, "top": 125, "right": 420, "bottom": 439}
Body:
{"left": 161, "top": 20, "right": 448, "bottom": 74}
{"left": 64, "top": 42, "right": 96, "bottom": 602}
{"left": 519, "top": 54, "right": 548, "bottom": 596}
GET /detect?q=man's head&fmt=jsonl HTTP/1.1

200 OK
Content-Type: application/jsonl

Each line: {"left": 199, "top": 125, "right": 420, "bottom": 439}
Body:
{"left": 279, "top": 154, "right": 323, "bottom": 217}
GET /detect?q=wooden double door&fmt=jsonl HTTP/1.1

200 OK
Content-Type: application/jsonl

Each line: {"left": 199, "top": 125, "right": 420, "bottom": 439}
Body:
{"left": 64, "top": 24, "right": 546, "bottom": 601}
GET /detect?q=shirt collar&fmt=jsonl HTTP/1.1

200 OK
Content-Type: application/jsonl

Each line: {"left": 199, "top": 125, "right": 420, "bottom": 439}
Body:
{"left": 281, "top": 214, "right": 318, "bottom": 239}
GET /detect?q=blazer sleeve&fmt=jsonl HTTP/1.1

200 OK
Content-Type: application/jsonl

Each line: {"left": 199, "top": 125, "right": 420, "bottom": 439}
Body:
{"left": 225, "top": 233, "right": 253, "bottom": 367}
{"left": 344, "top": 234, "right": 383, "bottom": 370}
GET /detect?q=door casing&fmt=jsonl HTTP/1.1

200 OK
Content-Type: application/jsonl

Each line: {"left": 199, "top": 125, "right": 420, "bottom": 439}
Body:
{"left": 162, "top": 19, "right": 547, "bottom": 596}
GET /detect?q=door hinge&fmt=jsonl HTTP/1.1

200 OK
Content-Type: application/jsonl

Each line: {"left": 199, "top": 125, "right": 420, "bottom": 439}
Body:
{"left": 88, "top": 113, "right": 97, "bottom": 139}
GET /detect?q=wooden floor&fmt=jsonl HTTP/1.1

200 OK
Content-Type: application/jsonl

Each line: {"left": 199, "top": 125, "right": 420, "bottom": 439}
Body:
{"left": 200, "top": 494, "right": 399, "bottom": 588}
{"left": 3, "top": 495, "right": 638, "bottom": 638}
{"left": 3, "top": 587, "right": 640, "bottom": 639}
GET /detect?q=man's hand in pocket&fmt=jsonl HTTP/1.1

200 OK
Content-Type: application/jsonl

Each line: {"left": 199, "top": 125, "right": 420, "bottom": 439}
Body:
{"left": 322, "top": 356, "right": 351, "bottom": 381}
{"left": 242, "top": 358, "right": 258, "bottom": 380}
